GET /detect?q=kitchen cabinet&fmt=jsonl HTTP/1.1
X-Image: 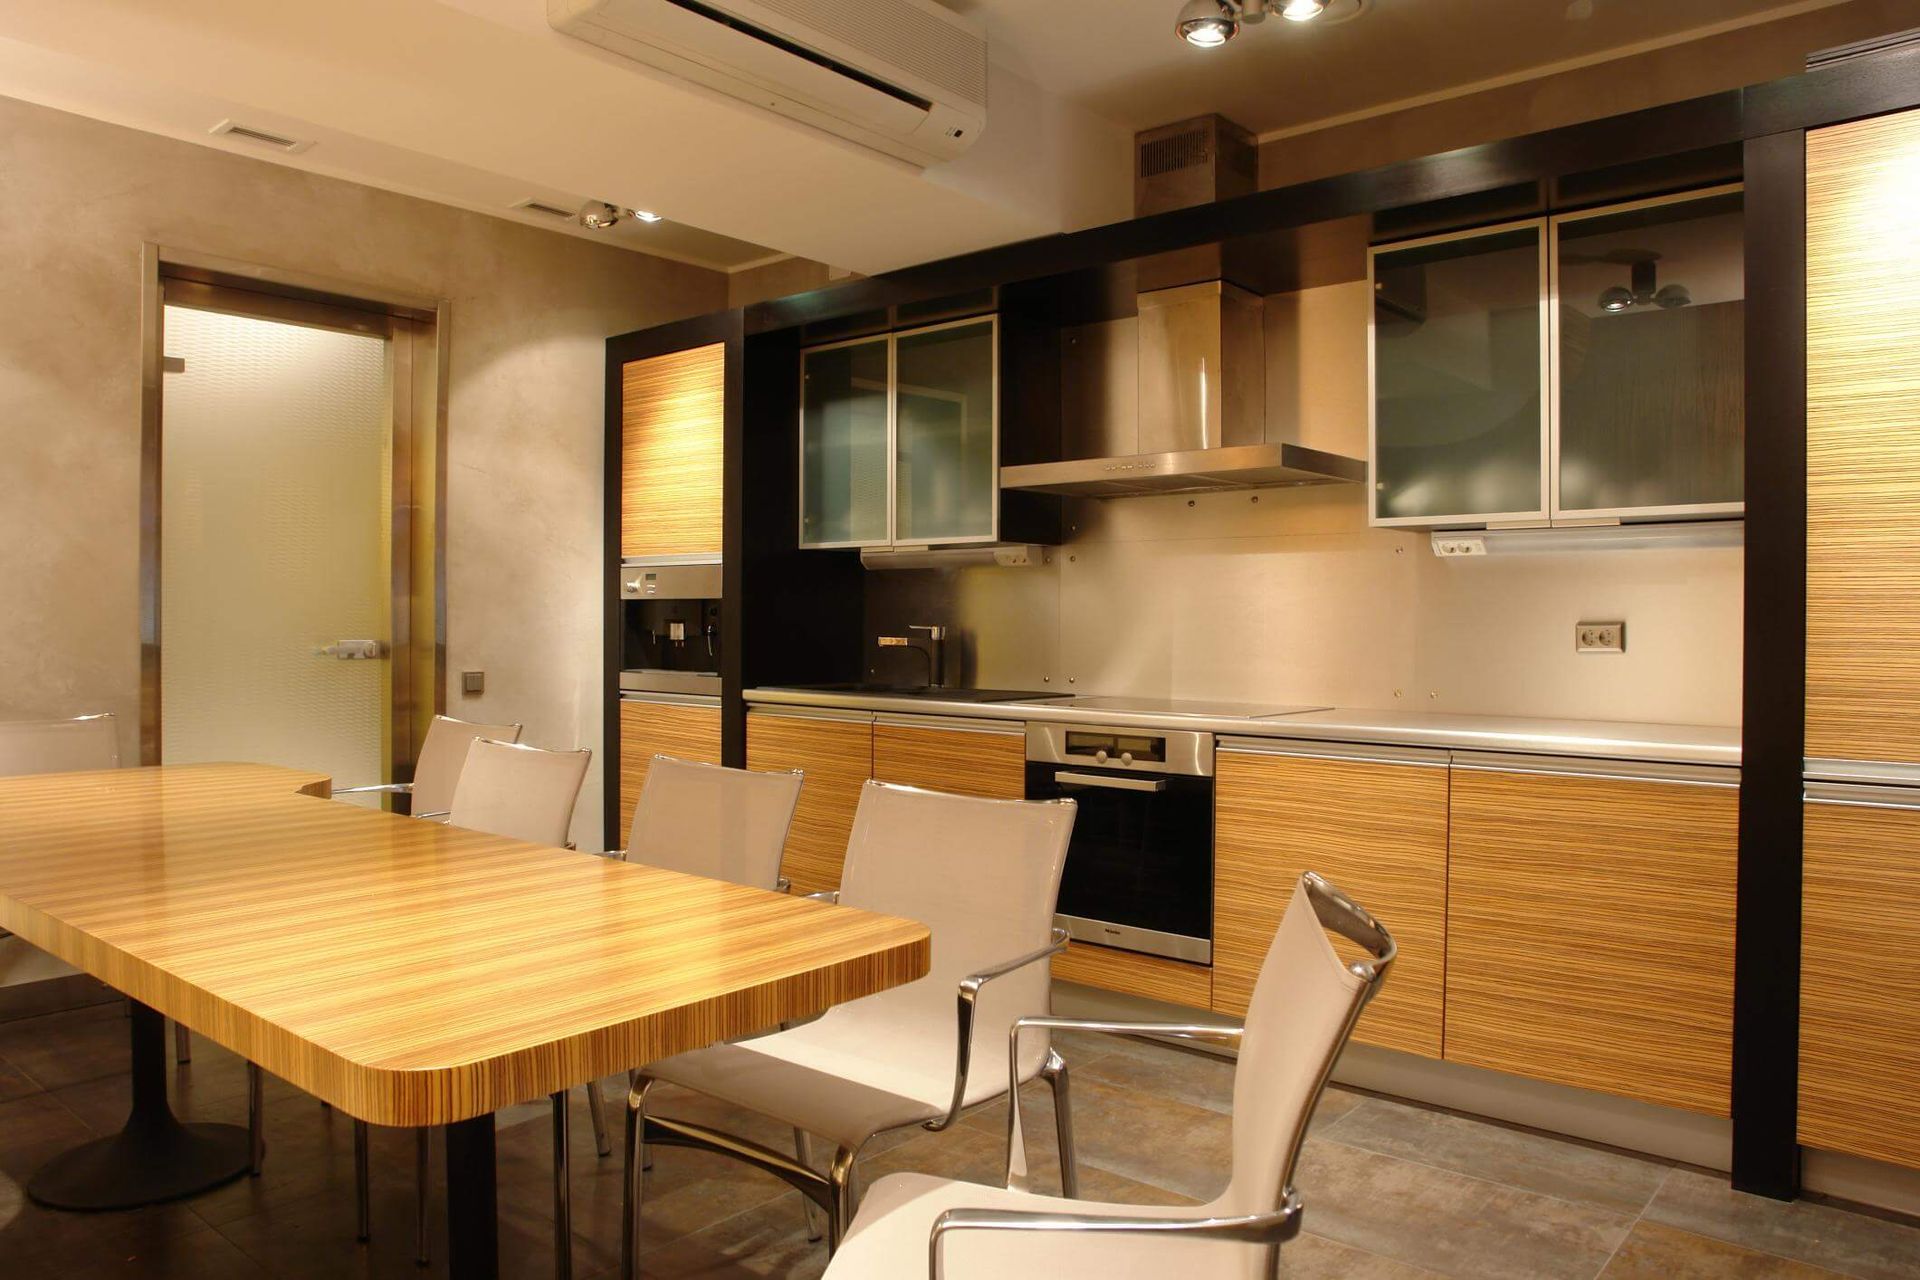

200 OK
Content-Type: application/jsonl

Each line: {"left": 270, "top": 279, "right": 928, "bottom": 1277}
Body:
{"left": 800, "top": 317, "right": 999, "bottom": 549}
{"left": 1806, "top": 110, "right": 1920, "bottom": 766}
{"left": 1369, "top": 186, "right": 1745, "bottom": 529}
{"left": 1213, "top": 741, "right": 1449, "bottom": 1058}
{"left": 871, "top": 715, "right": 1024, "bottom": 799}
{"left": 1444, "top": 756, "right": 1738, "bottom": 1115}
{"left": 1800, "top": 789, "right": 1920, "bottom": 1170}
{"left": 745, "top": 708, "right": 873, "bottom": 894}
{"left": 616, "top": 695, "right": 722, "bottom": 851}
{"left": 1052, "top": 943, "right": 1212, "bottom": 1008}
{"left": 621, "top": 343, "right": 725, "bottom": 559}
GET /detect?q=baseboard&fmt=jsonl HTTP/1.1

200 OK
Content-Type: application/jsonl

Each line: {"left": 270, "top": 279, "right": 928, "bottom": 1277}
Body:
{"left": 1803, "top": 1148, "right": 1920, "bottom": 1219}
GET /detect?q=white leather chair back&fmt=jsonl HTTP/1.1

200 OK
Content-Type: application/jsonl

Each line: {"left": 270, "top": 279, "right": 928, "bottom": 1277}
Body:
{"left": 0, "top": 713, "right": 120, "bottom": 776}
{"left": 625, "top": 756, "right": 801, "bottom": 890}
{"left": 1218, "top": 874, "right": 1390, "bottom": 1233}
{"left": 448, "top": 738, "right": 590, "bottom": 848}
{"left": 411, "top": 714, "right": 522, "bottom": 814}
{"left": 836, "top": 780, "right": 1076, "bottom": 1083}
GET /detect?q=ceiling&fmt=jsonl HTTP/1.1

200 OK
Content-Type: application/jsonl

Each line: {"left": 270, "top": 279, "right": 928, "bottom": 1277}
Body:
{"left": 952, "top": 0, "right": 1854, "bottom": 136}
{"left": 0, "top": 0, "right": 1859, "bottom": 278}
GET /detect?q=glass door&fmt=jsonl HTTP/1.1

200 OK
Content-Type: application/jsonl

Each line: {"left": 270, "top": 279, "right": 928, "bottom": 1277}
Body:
{"left": 799, "top": 335, "right": 891, "bottom": 548}
{"left": 894, "top": 316, "right": 997, "bottom": 545}
{"left": 1370, "top": 221, "right": 1550, "bottom": 526}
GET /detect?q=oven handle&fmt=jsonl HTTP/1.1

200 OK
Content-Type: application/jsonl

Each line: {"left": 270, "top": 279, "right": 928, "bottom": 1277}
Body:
{"left": 1053, "top": 770, "right": 1168, "bottom": 793}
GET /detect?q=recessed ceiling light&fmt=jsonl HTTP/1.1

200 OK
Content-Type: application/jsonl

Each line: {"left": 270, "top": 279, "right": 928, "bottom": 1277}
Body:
{"left": 578, "top": 201, "right": 623, "bottom": 230}
{"left": 630, "top": 209, "right": 663, "bottom": 224}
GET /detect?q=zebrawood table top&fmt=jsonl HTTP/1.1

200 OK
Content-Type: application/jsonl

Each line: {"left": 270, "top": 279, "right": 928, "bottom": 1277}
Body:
{"left": 0, "top": 763, "right": 930, "bottom": 1125}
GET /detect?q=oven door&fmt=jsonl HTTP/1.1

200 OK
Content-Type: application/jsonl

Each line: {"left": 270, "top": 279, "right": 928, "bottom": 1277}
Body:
{"left": 1027, "top": 762, "right": 1213, "bottom": 964}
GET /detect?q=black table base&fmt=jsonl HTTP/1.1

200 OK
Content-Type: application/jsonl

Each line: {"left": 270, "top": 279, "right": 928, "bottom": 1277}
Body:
{"left": 27, "top": 1000, "right": 251, "bottom": 1211}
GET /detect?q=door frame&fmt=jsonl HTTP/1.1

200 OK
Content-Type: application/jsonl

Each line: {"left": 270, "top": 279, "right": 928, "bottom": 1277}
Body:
{"left": 138, "top": 245, "right": 449, "bottom": 793}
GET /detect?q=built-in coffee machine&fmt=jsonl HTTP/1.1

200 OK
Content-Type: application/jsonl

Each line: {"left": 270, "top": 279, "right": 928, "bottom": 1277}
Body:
{"left": 619, "top": 558, "right": 721, "bottom": 696}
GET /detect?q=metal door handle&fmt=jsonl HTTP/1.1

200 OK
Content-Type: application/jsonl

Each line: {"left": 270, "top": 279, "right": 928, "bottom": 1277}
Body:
{"left": 1054, "top": 771, "right": 1167, "bottom": 793}
{"left": 317, "top": 640, "right": 383, "bottom": 660}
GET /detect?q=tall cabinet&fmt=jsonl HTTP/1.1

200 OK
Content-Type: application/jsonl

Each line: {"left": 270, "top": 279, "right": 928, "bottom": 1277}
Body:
{"left": 1800, "top": 106, "right": 1920, "bottom": 1173}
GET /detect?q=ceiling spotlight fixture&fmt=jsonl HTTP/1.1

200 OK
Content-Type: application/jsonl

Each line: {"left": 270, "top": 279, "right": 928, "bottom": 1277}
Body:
{"left": 1176, "top": 0, "right": 1241, "bottom": 46}
{"left": 629, "top": 209, "right": 663, "bottom": 224}
{"left": 1594, "top": 254, "right": 1692, "bottom": 313}
{"left": 1177, "top": 0, "right": 1358, "bottom": 46}
{"left": 578, "top": 201, "right": 623, "bottom": 230}
{"left": 1598, "top": 286, "right": 1634, "bottom": 313}
{"left": 1280, "top": 0, "right": 1326, "bottom": 20}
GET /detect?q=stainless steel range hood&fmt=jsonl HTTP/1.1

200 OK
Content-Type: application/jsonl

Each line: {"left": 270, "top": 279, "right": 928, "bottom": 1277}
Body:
{"left": 1002, "top": 440, "right": 1364, "bottom": 497}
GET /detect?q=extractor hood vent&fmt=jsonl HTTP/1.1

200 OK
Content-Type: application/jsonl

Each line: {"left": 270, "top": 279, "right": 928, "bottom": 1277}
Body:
{"left": 208, "top": 119, "right": 313, "bottom": 154}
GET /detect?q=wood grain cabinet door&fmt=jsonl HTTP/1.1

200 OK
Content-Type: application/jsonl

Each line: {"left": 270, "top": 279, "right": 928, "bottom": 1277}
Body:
{"left": 1806, "top": 110, "right": 1920, "bottom": 765}
{"left": 1801, "top": 791, "right": 1920, "bottom": 1170}
{"left": 621, "top": 344, "right": 724, "bottom": 560}
{"left": 1444, "top": 758, "right": 1739, "bottom": 1115}
{"left": 616, "top": 698, "right": 722, "bottom": 851}
{"left": 1214, "top": 742, "right": 1449, "bottom": 1058}
{"left": 745, "top": 710, "right": 873, "bottom": 895}
{"left": 871, "top": 717, "right": 1025, "bottom": 799}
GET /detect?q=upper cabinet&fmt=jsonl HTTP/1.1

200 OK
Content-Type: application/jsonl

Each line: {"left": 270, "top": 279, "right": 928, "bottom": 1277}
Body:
{"left": 800, "top": 317, "right": 999, "bottom": 549}
{"left": 621, "top": 343, "right": 725, "bottom": 560}
{"left": 1369, "top": 186, "right": 1744, "bottom": 529}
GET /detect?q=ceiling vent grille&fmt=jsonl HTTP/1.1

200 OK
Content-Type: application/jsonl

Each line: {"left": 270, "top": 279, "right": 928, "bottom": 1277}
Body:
{"left": 1139, "top": 127, "right": 1211, "bottom": 180}
{"left": 208, "top": 119, "right": 314, "bottom": 154}
{"left": 513, "top": 198, "right": 578, "bottom": 220}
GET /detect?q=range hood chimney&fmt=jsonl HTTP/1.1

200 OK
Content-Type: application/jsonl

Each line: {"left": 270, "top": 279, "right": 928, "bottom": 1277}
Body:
{"left": 1000, "top": 115, "right": 1365, "bottom": 499}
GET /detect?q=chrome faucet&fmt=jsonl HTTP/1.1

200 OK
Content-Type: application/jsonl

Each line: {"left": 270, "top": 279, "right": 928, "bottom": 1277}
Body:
{"left": 877, "top": 624, "right": 948, "bottom": 688}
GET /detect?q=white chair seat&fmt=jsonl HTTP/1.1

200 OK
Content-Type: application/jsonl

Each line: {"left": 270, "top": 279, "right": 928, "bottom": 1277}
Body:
{"left": 648, "top": 983, "right": 1030, "bottom": 1151}
{"left": 828, "top": 1172, "right": 1241, "bottom": 1278}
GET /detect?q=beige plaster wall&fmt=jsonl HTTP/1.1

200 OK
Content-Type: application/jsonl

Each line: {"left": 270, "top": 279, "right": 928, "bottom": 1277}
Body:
{"left": 0, "top": 94, "right": 726, "bottom": 850}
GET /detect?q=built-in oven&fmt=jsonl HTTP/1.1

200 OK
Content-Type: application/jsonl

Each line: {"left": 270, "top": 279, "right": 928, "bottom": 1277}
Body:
{"left": 1025, "top": 722, "right": 1214, "bottom": 965}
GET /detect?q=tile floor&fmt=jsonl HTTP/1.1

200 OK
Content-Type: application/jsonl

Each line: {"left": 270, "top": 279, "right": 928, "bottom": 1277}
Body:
{"left": 2, "top": 1001, "right": 1918, "bottom": 1278}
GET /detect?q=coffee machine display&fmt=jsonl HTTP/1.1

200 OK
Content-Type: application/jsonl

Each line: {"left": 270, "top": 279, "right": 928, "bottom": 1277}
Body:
{"left": 619, "top": 559, "right": 721, "bottom": 697}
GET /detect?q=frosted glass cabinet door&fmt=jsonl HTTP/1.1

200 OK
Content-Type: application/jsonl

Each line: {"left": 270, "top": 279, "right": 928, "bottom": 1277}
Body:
{"left": 1554, "top": 188, "right": 1744, "bottom": 517}
{"left": 1371, "top": 223, "right": 1548, "bottom": 525}
{"left": 800, "top": 336, "right": 890, "bottom": 547}
{"left": 894, "top": 318, "right": 996, "bottom": 544}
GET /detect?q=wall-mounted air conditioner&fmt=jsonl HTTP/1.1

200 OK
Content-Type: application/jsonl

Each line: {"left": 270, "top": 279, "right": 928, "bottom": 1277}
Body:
{"left": 548, "top": 0, "right": 987, "bottom": 168}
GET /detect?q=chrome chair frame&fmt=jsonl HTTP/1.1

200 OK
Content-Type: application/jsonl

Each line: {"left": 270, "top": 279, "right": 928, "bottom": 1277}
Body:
{"left": 900, "top": 870, "right": 1394, "bottom": 1280}
{"left": 621, "top": 924, "right": 1075, "bottom": 1276}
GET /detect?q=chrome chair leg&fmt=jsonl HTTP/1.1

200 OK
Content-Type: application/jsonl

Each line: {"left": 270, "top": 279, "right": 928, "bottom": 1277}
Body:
{"left": 826, "top": 1145, "right": 858, "bottom": 1254}
{"left": 353, "top": 1120, "right": 371, "bottom": 1243}
{"left": 794, "top": 1128, "right": 823, "bottom": 1242}
{"left": 551, "top": 1091, "right": 573, "bottom": 1280}
{"left": 1041, "top": 1047, "right": 1079, "bottom": 1199}
{"left": 173, "top": 1021, "right": 191, "bottom": 1064}
{"left": 621, "top": 1078, "right": 657, "bottom": 1280}
{"left": 247, "top": 1062, "right": 265, "bottom": 1176}
{"left": 586, "top": 1080, "right": 612, "bottom": 1157}
{"left": 415, "top": 1128, "right": 431, "bottom": 1266}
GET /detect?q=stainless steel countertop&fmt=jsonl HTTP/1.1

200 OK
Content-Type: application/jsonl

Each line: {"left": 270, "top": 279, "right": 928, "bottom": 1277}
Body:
{"left": 743, "top": 687, "right": 1741, "bottom": 767}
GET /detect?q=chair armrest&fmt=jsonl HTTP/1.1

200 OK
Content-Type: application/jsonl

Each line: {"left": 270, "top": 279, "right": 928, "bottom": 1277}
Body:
{"left": 925, "top": 927, "right": 1071, "bottom": 1134}
{"left": 332, "top": 782, "right": 414, "bottom": 796}
{"left": 801, "top": 889, "right": 839, "bottom": 904}
{"left": 411, "top": 810, "right": 452, "bottom": 822}
{"left": 776, "top": 876, "right": 792, "bottom": 893}
{"left": 928, "top": 1195, "right": 1302, "bottom": 1280}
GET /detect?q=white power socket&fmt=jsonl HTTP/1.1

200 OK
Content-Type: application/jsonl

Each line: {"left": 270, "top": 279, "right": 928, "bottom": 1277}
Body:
{"left": 1576, "top": 621, "right": 1626, "bottom": 653}
{"left": 1431, "top": 536, "right": 1487, "bottom": 557}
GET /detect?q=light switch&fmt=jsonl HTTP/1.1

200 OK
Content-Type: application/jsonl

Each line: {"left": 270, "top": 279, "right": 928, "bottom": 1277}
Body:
{"left": 462, "top": 670, "right": 485, "bottom": 695}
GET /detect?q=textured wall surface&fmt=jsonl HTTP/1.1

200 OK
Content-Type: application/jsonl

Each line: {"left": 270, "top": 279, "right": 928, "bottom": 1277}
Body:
{"left": 0, "top": 94, "right": 725, "bottom": 850}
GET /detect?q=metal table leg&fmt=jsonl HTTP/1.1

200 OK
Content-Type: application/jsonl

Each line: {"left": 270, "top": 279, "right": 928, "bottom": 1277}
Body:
{"left": 27, "top": 1000, "right": 251, "bottom": 1210}
{"left": 445, "top": 1113, "right": 499, "bottom": 1280}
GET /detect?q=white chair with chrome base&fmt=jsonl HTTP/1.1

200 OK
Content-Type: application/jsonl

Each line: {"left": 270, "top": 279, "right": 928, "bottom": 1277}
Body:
{"left": 819, "top": 872, "right": 1394, "bottom": 1280}
{"left": 331, "top": 713, "right": 523, "bottom": 818}
{"left": 350, "top": 737, "right": 590, "bottom": 1269}
{"left": 621, "top": 780, "right": 1079, "bottom": 1277}
{"left": 0, "top": 714, "right": 269, "bottom": 1180}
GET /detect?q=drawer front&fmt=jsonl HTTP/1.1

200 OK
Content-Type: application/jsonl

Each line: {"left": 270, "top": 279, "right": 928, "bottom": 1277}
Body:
{"left": 1051, "top": 941, "right": 1212, "bottom": 1009}
{"left": 616, "top": 699, "right": 722, "bottom": 851}
{"left": 1214, "top": 746, "right": 1448, "bottom": 1058}
{"left": 1801, "top": 794, "right": 1920, "bottom": 1169}
{"left": 1445, "top": 765, "right": 1737, "bottom": 1114}
{"left": 745, "top": 712, "right": 873, "bottom": 895}
{"left": 871, "top": 720, "right": 1024, "bottom": 800}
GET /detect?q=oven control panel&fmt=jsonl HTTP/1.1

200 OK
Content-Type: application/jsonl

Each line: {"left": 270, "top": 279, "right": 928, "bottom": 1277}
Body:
{"left": 1025, "top": 722, "right": 1213, "bottom": 777}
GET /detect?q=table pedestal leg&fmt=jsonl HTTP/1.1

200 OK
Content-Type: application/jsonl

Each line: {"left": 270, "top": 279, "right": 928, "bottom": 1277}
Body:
{"left": 28, "top": 1000, "right": 251, "bottom": 1210}
{"left": 445, "top": 1113, "right": 499, "bottom": 1280}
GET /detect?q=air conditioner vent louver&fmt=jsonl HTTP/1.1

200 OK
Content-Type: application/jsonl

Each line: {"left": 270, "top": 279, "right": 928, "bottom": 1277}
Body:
{"left": 1139, "top": 128, "right": 1211, "bottom": 179}
{"left": 514, "top": 199, "right": 578, "bottom": 219}
{"left": 742, "top": 0, "right": 984, "bottom": 107}
{"left": 208, "top": 119, "right": 312, "bottom": 153}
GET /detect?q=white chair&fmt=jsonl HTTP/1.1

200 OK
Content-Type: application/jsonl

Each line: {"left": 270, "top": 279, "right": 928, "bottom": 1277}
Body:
{"left": 623, "top": 754, "right": 803, "bottom": 890}
{"left": 622, "top": 780, "right": 1079, "bottom": 1275}
{"left": 819, "top": 873, "right": 1395, "bottom": 1280}
{"left": 352, "top": 737, "right": 590, "bottom": 1267}
{"left": 332, "top": 713, "right": 523, "bottom": 816}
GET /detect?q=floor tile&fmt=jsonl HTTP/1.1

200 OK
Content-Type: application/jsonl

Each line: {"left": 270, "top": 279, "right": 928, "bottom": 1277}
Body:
{"left": 1599, "top": 1219, "right": 1850, "bottom": 1278}
{"left": 1647, "top": 1168, "right": 1920, "bottom": 1280}
{"left": 1277, "top": 1230, "right": 1445, "bottom": 1278}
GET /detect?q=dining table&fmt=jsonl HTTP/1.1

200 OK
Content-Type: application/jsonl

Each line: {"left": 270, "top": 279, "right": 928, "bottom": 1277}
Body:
{"left": 0, "top": 762, "right": 931, "bottom": 1278}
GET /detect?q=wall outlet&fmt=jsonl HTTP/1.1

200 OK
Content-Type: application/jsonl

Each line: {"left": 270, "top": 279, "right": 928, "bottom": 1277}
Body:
{"left": 1576, "top": 621, "right": 1626, "bottom": 654}
{"left": 1431, "top": 535, "right": 1487, "bottom": 557}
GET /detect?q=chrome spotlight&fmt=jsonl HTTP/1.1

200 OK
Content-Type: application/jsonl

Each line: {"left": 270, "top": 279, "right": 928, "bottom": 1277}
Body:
{"left": 1176, "top": 0, "right": 1240, "bottom": 46}
{"left": 577, "top": 201, "right": 623, "bottom": 230}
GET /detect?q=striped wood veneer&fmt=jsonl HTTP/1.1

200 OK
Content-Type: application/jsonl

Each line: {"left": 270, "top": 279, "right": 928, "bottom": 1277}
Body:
{"left": 745, "top": 712, "right": 873, "bottom": 894}
{"left": 621, "top": 344, "right": 725, "bottom": 560}
{"left": 1806, "top": 110, "right": 1920, "bottom": 764}
{"left": 616, "top": 699, "right": 722, "bottom": 850}
{"left": 871, "top": 721, "right": 1025, "bottom": 799}
{"left": 0, "top": 763, "right": 928, "bottom": 1126}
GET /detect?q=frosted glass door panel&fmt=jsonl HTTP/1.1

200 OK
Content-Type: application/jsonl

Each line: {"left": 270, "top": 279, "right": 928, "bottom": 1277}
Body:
{"left": 895, "top": 319, "right": 995, "bottom": 544}
{"left": 1373, "top": 225, "right": 1546, "bottom": 523}
{"left": 161, "top": 305, "right": 389, "bottom": 800}
{"left": 1556, "top": 190, "right": 1745, "bottom": 516}
{"left": 800, "top": 338, "right": 890, "bottom": 546}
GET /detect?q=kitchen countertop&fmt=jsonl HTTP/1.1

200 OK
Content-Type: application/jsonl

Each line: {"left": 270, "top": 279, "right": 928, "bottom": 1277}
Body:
{"left": 744, "top": 687, "right": 1741, "bottom": 768}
